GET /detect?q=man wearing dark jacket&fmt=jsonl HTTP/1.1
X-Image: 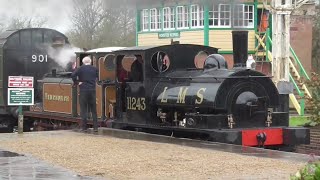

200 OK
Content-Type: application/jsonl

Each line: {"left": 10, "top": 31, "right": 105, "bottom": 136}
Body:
{"left": 71, "top": 56, "right": 98, "bottom": 132}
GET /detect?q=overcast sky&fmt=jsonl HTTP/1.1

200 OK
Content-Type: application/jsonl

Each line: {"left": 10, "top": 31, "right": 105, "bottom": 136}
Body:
{"left": 0, "top": 0, "right": 318, "bottom": 34}
{"left": 0, "top": 0, "right": 73, "bottom": 33}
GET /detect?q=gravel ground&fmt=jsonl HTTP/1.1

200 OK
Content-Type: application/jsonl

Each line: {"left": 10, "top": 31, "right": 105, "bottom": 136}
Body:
{"left": 0, "top": 131, "right": 306, "bottom": 180}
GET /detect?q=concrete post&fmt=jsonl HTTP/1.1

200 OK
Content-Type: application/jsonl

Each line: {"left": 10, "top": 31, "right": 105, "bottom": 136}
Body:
{"left": 18, "top": 105, "right": 23, "bottom": 134}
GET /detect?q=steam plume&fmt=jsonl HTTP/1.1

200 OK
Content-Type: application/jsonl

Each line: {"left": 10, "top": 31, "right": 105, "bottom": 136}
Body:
{"left": 47, "top": 45, "right": 82, "bottom": 69}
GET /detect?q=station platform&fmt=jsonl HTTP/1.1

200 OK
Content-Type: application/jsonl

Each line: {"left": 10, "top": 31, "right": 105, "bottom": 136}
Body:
{"left": 0, "top": 149, "right": 101, "bottom": 180}
{"left": 0, "top": 128, "right": 317, "bottom": 180}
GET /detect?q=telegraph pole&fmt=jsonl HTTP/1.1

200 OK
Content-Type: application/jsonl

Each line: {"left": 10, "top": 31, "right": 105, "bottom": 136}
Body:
{"left": 271, "top": 0, "right": 293, "bottom": 84}
{"left": 271, "top": 0, "right": 311, "bottom": 84}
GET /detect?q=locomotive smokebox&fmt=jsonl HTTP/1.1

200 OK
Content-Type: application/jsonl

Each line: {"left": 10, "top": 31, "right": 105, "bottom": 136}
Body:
{"left": 232, "top": 31, "right": 248, "bottom": 68}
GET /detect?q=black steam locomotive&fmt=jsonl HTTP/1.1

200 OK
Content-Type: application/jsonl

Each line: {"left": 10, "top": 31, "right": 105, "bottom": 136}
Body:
{"left": 24, "top": 31, "right": 309, "bottom": 148}
{"left": 0, "top": 28, "right": 69, "bottom": 131}
{"left": 109, "top": 31, "right": 309, "bottom": 147}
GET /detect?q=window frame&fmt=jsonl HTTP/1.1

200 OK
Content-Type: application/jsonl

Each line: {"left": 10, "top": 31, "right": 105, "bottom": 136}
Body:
{"left": 190, "top": 4, "right": 204, "bottom": 28}
{"left": 233, "top": 4, "right": 254, "bottom": 28}
{"left": 150, "top": 8, "right": 160, "bottom": 31}
{"left": 209, "top": 4, "right": 231, "bottom": 28}
{"left": 163, "top": 7, "right": 175, "bottom": 30}
{"left": 141, "top": 9, "right": 150, "bottom": 31}
{"left": 176, "top": 6, "right": 189, "bottom": 29}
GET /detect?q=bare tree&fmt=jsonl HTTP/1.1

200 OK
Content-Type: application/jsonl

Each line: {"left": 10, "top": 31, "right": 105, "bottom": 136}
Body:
{"left": 95, "top": 0, "right": 136, "bottom": 47}
{"left": 116, "top": 2, "right": 136, "bottom": 46}
{"left": 7, "top": 16, "right": 48, "bottom": 29}
{"left": 67, "top": 0, "right": 136, "bottom": 49}
{"left": 68, "top": 0, "right": 106, "bottom": 49}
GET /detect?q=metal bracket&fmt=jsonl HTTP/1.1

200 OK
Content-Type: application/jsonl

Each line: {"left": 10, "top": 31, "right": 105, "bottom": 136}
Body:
{"left": 228, "top": 114, "right": 235, "bottom": 129}
{"left": 265, "top": 109, "right": 273, "bottom": 127}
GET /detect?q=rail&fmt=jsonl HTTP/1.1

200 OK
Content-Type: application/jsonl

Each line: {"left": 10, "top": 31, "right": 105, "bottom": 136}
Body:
{"left": 290, "top": 46, "right": 310, "bottom": 80}
{"left": 289, "top": 74, "right": 303, "bottom": 96}
{"left": 289, "top": 74, "right": 305, "bottom": 116}
{"left": 289, "top": 57, "right": 312, "bottom": 99}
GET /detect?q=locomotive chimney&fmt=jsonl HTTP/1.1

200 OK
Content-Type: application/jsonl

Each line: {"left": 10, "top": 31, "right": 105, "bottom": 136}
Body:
{"left": 232, "top": 31, "right": 248, "bottom": 68}
{"left": 52, "top": 69, "right": 57, "bottom": 77}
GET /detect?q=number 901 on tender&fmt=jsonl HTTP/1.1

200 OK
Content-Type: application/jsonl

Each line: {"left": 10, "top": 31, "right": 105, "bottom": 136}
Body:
{"left": 127, "top": 97, "right": 146, "bottom": 110}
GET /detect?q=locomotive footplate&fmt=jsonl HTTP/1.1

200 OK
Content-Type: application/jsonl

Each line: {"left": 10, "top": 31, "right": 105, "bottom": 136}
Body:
{"left": 23, "top": 111, "right": 106, "bottom": 130}
{"left": 109, "top": 121, "right": 310, "bottom": 147}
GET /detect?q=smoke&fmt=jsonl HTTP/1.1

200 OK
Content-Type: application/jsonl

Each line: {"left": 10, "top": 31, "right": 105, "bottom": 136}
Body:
{"left": 47, "top": 45, "right": 83, "bottom": 69}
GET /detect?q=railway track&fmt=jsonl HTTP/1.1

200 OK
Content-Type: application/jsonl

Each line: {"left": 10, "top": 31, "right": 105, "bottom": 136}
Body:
{"left": 77, "top": 127, "right": 318, "bottom": 163}
{"left": 0, "top": 119, "right": 320, "bottom": 161}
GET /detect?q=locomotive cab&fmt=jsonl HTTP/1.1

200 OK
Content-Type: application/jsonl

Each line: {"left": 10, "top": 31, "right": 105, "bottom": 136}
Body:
{"left": 112, "top": 44, "right": 219, "bottom": 126}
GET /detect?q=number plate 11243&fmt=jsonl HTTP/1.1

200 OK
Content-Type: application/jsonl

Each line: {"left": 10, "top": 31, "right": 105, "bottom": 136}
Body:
{"left": 127, "top": 97, "right": 146, "bottom": 110}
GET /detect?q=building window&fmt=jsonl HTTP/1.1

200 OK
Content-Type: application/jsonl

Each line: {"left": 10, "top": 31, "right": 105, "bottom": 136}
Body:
{"left": 209, "top": 4, "right": 231, "bottom": 27}
{"left": 191, "top": 5, "right": 197, "bottom": 27}
{"left": 191, "top": 4, "right": 204, "bottom": 28}
{"left": 139, "top": 3, "right": 254, "bottom": 32}
{"left": 150, "top": 8, "right": 160, "bottom": 30}
{"left": 176, "top": 6, "right": 189, "bottom": 29}
{"left": 199, "top": 6, "right": 204, "bottom": 27}
{"left": 233, "top": 4, "right": 254, "bottom": 28}
{"left": 163, "top": 7, "right": 175, "bottom": 30}
{"left": 141, "top": 9, "right": 149, "bottom": 31}
{"left": 157, "top": 9, "right": 161, "bottom": 29}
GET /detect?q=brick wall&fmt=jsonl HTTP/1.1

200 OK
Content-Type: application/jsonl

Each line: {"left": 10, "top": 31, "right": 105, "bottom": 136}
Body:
{"left": 290, "top": 4, "right": 316, "bottom": 74}
{"left": 290, "top": 16, "right": 313, "bottom": 74}
{"left": 295, "top": 126, "right": 320, "bottom": 156}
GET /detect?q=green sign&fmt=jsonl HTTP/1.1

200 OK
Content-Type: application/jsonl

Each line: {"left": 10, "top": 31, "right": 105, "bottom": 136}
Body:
{"left": 8, "top": 88, "right": 34, "bottom": 106}
{"left": 158, "top": 31, "right": 180, "bottom": 39}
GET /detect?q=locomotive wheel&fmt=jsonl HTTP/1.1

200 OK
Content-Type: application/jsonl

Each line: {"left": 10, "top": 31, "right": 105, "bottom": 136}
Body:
{"left": 0, "top": 117, "right": 15, "bottom": 133}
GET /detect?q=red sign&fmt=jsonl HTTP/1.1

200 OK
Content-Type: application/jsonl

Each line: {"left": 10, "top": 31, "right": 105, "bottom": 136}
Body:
{"left": 8, "top": 76, "right": 34, "bottom": 88}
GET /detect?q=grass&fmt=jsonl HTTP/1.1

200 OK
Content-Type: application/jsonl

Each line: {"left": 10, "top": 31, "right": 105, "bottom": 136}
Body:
{"left": 289, "top": 116, "right": 311, "bottom": 127}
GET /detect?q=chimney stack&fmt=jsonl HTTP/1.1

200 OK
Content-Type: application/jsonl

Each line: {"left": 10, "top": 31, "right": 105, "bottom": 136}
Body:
{"left": 232, "top": 31, "right": 248, "bottom": 68}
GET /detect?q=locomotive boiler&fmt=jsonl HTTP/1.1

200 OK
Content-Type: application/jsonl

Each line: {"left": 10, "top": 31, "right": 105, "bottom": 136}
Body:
{"left": 152, "top": 31, "right": 280, "bottom": 130}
